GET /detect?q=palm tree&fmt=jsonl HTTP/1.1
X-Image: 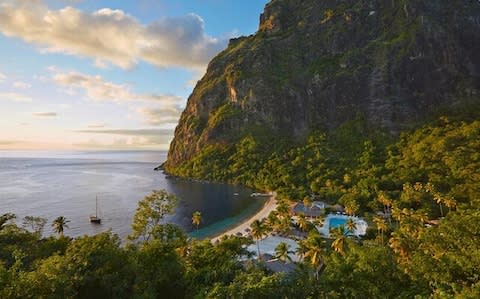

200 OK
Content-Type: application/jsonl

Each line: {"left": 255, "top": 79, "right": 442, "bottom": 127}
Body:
{"left": 373, "top": 216, "right": 387, "bottom": 244}
{"left": 276, "top": 200, "right": 290, "bottom": 218}
{"left": 266, "top": 211, "right": 279, "bottom": 232}
{"left": 377, "top": 192, "right": 392, "bottom": 223}
{"left": 250, "top": 219, "right": 266, "bottom": 260}
{"left": 391, "top": 205, "right": 407, "bottom": 229}
{"left": 275, "top": 242, "right": 292, "bottom": 262}
{"left": 52, "top": 216, "right": 69, "bottom": 236}
{"left": 296, "top": 239, "right": 309, "bottom": 260}
{"left": 331, "top": 225, "right": 348, "bottom": 256}
{"left": 278, "top": 216, "right": 292, "bottom": 235}
{"left": 191, "top": 211, "right": 202, "bottom": 231}
{"left": 297, "top": 213, "right": 309, "bottom": 232}
{"left": 443, "top": 196, "right": 456, "bottom": 212}
{"left": 344, "top": 200, "right": 359, "bottom": 216}
{"left": 389, "top": 231, "right": 411, "bottom": 264}
{"left": 433, "top": 193, "right": 444, "bottom": 217}
{"left": 346, "top": 218, "right": 357, "bottom": 235}
{"left": 303, "top": 232, "right": 326, "bottom": 278}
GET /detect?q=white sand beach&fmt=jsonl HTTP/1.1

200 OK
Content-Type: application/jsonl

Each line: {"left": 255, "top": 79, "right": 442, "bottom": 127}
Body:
{"left": 210, "top": 194, "right": 277, "bottom": 243}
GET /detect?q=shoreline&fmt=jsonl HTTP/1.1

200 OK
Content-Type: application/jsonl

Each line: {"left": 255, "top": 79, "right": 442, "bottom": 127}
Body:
{"left": 210, "top": 192, "right": 277, "bottom": 242}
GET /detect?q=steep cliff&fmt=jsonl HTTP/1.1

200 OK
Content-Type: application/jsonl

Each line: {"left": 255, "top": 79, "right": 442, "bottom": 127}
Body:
{"left": 164, "top": 0, "right": 480, "bottom": 178}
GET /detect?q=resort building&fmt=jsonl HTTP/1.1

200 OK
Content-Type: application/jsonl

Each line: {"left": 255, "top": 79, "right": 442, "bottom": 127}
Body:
{"left": 292, "top": 202, "right": 325, "bottom": 218}
{"left": 263, "top": 259, "right": 297, "bottom": 274}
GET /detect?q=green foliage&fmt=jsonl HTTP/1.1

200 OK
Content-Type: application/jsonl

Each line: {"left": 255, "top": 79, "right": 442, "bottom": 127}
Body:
{"left": 386, "top": 119, "right": 480, "bottom": 206}
{"left": 206, "top": 269, "right": 286, "bottom": 299}
{"left": 184, "top": 236, "right": 252, "bottom": 297}
{"left": 407, "top": 209, "right": 480, "bottom": 297}
{"left": 22, "top": 216, "right": 47, "bottom": 236}
{"left": 319, "top": 243, "right": 416, "bottom": 298}
{"left": 3, "top": 107, "right": 480, "bottom": 297}
{"left": 0, "top": 213, "right": 16, "bottom": 230}
{"left": 165, "top": 116, "right": 480, "bottom": 298}
{"left": 308, "top": 54, "right": 342, "bottom": 75}
{"left": 0, "top": 232, "right": 134, "bottom": 299}
{"left": 129, "top": 189, "right": 177, "bottom": 242}
{"left": 133, "top": 239, "right": 186, "bottom": 298}
{"left": 173, "top": 144, "right": 231, "bottom": 181}
{"left": 207, "top": 103, "right": 241, "bottom": 129}
{"left": 192, "top": 211, "right": 202, "bottom": 231}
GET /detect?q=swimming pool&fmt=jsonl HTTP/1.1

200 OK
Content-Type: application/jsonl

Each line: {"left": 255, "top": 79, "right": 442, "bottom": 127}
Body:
{"left": 329, "top": 217, "right": 347, "bottom": 229}
{"left": 319, "top": 214, "right": 368, "bottom": 237}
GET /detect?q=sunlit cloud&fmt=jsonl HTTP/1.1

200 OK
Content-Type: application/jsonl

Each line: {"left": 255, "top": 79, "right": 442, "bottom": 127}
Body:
{"left": 87, "top": 123, "right": 107, "bottom": 128}
{"left": 0, "top": 92, "right": 32, "bottom": 102}
{"left": 53, "top": 71, "right": 182, "bottom": 105}
{"left": 0, "top": 72, "right": 6, "bottom": 82}
{"left": 0, "top": 140, "right": 24, "bottom": 145}
{"left": 0, "top": 139, "right": 74, "bottom": 150}
{"left": 13, "top": 81, "right": 31, "bottom": 89}
{"left": 0, "top": 1, "right": 227, "bottom": 70}
{"left": 32, "top": 112, "right": 57, "bottom": 117}
{"left": 72, "top": 128, "right": 173, "bottom": 149}
{"left": 137, "top": 107, "right": 181, "bottom": 126}
{"left": 73, "top": 136, "right": 171, "bottom": 149}
{"left": 74, "top": 128, "right": 172, "bottom": 136}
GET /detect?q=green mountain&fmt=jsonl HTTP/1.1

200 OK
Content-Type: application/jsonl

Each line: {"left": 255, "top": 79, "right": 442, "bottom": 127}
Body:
{"left": 165, "top": 0, "right": 480, "bottom": 185}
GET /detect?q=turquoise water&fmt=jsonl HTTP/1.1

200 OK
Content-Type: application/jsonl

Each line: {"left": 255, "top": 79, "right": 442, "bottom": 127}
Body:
{"left": 329, "top": 217, "right": 347, "bottom": 229}
{"left": 189, "top": 199, "right": 266, "bottom": 239}
{"left": 0, "top": 150, "right": 265, "bottom": 239}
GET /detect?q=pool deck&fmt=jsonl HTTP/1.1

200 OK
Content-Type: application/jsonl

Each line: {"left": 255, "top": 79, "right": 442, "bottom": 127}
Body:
{"left": 246, "top": 235, "right": 300, "bottom": 262}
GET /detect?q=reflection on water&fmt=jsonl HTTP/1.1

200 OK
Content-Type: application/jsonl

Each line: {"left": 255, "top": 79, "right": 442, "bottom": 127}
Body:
{"left": 0, "top": 150, "right": 264, "bottom": 239}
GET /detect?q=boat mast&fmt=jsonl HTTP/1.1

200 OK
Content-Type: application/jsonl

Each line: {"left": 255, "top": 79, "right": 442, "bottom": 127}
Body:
{"left": 96, "top": 195, "right": 98, "bottom": 218}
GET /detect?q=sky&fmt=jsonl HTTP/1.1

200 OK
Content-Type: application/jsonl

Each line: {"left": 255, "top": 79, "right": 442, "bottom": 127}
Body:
{"left": 0, "top": 0, "right": 268, "bottom": 150}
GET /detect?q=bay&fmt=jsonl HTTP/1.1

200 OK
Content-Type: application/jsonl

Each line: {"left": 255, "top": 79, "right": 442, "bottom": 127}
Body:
{"left": 0, "top": 150, "right": 265, "bottom": 239}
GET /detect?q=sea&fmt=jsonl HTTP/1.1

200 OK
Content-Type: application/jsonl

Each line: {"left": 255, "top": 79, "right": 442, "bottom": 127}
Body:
{"left": 0, "top": 150, "right": 266, "bottom": 239}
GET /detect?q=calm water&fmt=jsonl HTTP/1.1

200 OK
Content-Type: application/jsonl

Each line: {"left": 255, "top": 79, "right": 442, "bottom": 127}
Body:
{"left": 0, "top": 150, "right": 265, "bottom": 239}
{"left": 329, "top": 217, "right": 347, "bottom": 229}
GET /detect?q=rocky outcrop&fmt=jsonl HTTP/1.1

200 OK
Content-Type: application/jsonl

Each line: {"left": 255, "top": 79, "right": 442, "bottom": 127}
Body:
{"left": 165, "top": 0, "right": 480, "bottom": 172}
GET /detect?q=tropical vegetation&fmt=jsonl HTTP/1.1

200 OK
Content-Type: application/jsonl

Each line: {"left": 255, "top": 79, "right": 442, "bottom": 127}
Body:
{"left": 1, "top": 117, "right": 480, "bottom": 297}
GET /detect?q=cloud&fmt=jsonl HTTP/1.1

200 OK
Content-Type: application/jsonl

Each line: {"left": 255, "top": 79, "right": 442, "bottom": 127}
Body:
{"left": 0, "top": 92, "right": 32, "bottom": 102}
{"left": 13, "top": 81, "right": 31, "bottom": 89}
{"left": 74, "top": 128, "right": 172, "bottom": 136}
{"left": 73, "top": 128, "right": 173, "bottom": 148}
{"left": 137, "top": 107, "right": 181, "bottom": 126}
{"left": 0, "top": 139, "right": 73, "bottom": 150}
{"left": 32, "top": 112, "right": 57, "bottom": 117}
{"left": 53, "top": 71, "right": 182, "bottom": 105}
{"left": 87, "top": 123, "right": 107, "bottom": 128}
{"left": 140, "top": 14, "right": 225, "bottom": 70}
{"left": 0, "top": 72, "right": 6, "bottom": 82}
{"left": 0, "top": 1, "right": 227, "bottom": 70}
{"left": 0, "top": 140, "right": 23, "bottom": 145}
{"left": 73, "top": 136, "right": 171, "bottom": 149}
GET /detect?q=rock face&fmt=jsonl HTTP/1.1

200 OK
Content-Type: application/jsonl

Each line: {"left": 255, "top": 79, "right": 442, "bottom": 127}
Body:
{"left": 165, "top": 0, "right": 480, "bottom": 172}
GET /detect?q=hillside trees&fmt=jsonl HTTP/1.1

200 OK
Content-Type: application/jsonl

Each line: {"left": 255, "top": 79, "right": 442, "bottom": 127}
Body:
{"left": 129, "top": 189, "right": 177, "bottom": 242}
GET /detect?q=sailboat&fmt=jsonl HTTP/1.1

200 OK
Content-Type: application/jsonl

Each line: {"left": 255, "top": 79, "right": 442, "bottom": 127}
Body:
{"left": 89, "top": 195, "right": 101, "bottom": 224}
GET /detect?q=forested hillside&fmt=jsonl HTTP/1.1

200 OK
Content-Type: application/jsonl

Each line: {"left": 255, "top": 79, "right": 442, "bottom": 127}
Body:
{"left": 165, "top": 0, "right": 480, "bottom": 174}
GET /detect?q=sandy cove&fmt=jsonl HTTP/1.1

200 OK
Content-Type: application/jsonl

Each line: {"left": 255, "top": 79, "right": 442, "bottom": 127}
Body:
{"left": 210, "top": 193, "right": 277, "bottom": 243}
